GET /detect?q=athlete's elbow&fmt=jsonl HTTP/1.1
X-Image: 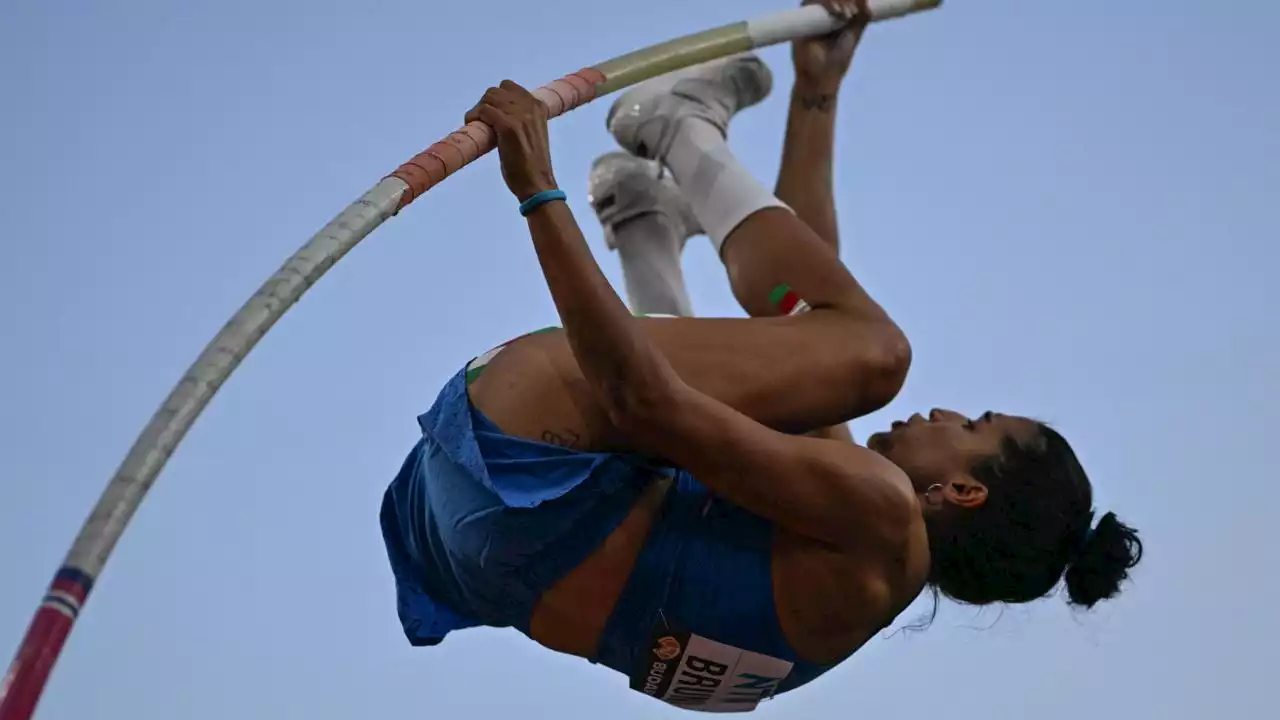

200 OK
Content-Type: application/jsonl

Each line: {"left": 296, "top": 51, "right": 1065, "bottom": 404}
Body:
{"left": 600, "top": 369, "right": 681, "bottom": 436}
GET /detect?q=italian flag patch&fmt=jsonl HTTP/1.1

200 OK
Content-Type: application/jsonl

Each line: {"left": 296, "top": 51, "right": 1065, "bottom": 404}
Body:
{"left": 465, "top": 344, "right": 505, "bottom": 384}
{"left": 769, "top": 284, "right": 811, "bottom": 316}
{"left": 464, "top": 325, "right": 562, "bottom": 384}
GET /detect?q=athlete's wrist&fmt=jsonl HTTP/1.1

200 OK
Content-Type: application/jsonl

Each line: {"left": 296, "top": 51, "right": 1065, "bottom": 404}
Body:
{"left": 518, "top": 187, "right": 567, "bottom": 217}
{"left": 791, "top": 81, "right": 840, "bottom": 113}
{"left": 513, "top": 174, "right": 559, "bottom": 203}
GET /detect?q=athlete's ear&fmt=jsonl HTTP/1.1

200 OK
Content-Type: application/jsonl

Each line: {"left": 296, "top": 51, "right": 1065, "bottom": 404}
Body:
{"left": 943, "top": 475, "right": 987, "bottom": 509}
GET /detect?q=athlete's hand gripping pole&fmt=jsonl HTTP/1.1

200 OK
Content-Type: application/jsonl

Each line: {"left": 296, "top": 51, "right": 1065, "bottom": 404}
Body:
{"left": 0, "top": 2, "right": 941, "bottom": 718}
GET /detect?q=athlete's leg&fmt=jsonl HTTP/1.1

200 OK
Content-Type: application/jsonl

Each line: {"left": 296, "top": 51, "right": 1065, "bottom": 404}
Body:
{"left": 587, "top": 103, "right": 876, "bottom": 436}
{"left": 587, "top": 152, "right": 699, "bottom": 317}
{"left": 470, "top": 56, "right": 908, "bottom": 449}
{"left": 608, "top": 54, "right": 893, "bottom": 325}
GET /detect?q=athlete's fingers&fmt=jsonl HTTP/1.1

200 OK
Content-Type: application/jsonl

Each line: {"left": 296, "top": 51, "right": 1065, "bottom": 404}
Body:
{"left": 472, "top": 102, "right": 513, "bottom": 135}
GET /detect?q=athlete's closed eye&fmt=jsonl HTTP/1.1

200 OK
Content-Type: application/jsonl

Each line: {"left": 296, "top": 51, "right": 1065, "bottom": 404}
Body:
{"left": 965, "top": 412, "right": 995, "bottom": 431}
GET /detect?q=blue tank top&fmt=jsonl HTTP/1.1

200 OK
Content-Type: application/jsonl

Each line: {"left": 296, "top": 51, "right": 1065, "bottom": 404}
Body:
{"left": 388, "top": 357, "right": 845, "bottom": 711}
{"left": 594, "top": 472, "right": 844, "bottom": 711}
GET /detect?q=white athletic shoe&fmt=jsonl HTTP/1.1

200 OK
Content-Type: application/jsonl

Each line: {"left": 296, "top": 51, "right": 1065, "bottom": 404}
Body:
{"left": 587, "top": 151, "right": 702, "bottom": 250}
{"left": 605, "top": 53, "right": 774, "bottom": 161}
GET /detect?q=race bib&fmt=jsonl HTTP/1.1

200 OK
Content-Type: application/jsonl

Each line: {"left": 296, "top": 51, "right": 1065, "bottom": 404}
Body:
{"left": 630, "top": 623, "right": 794, "bottom": 713}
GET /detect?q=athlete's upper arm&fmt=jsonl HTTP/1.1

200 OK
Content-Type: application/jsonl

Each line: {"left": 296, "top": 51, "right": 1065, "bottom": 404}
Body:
{"left": 617, "top": 380, "right": 919, "bottom": 553}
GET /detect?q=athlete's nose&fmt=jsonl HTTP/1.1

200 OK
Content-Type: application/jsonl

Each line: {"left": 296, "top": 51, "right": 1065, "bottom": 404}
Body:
{"left": 928, "top": 408, "right": 943, "bottom": 422}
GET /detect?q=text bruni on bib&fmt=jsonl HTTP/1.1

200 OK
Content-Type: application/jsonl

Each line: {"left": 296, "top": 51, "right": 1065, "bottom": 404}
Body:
{"left": 630, "top": 627, "right": 794, "bottom": 713}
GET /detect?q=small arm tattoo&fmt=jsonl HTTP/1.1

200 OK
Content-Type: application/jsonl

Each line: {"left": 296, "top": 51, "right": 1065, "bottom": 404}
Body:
{"left": 798, "top": 93, "right": 835, "bottom": 113}
{"left": 541, "top": 429, "right": 582, "bottom": 448}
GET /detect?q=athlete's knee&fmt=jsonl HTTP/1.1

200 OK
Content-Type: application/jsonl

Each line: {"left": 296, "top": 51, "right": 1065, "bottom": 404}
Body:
{"left": 841, "top": 321, "right": 912, "bottom": 413}
{"left": 869, "top": 323, "right": 912, "bottom": 403}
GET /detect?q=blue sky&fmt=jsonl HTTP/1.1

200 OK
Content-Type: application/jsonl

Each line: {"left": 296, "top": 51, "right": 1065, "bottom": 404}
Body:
{"left": 1, "top": 0, "right": 1275, "bottom": 717}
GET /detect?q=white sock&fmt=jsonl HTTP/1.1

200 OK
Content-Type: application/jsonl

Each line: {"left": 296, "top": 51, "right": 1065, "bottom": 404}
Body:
{"left": 613, "top": 213, "right": 694, "bottom": 317}
{"left": 660, "top": 118, "right": 790, "bottom": 256}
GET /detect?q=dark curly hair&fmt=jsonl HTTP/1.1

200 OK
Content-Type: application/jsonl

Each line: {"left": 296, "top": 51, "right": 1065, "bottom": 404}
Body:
{"left": 925, "top": 424, "right": 1143, "bottom": 609}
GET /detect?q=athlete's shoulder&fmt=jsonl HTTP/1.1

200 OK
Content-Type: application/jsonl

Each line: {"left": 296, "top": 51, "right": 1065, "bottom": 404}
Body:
{"left": 807, "top": 438, "right": 929, "bottom": 583}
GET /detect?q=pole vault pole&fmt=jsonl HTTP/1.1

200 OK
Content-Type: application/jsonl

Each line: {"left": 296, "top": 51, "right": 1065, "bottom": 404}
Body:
{"left": 0, "top": 1, "right": 941, "bottom": 717}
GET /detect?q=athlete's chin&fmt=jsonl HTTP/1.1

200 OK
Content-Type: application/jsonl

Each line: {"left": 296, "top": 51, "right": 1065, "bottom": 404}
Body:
{"left": 865, "top": 431, "right": 890, "bottom": 454}
{"left": 866, "top": 432, "right": 908, "bottom": 467}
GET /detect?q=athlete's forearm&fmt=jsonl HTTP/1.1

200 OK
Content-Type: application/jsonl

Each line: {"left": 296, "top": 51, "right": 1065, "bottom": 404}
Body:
{"left": 524, "top": 200, "right": 675, "bottom": 418}
{"left": 775, "top": 80, "right": 841, "bottom": 253}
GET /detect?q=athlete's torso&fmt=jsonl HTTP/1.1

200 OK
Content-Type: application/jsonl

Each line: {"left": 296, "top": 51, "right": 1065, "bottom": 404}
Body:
{"left": 467, "top": 333, "right": 919, "bottom": 675}
{"left": 526, "top": 474, "right": 898, "bottom": 665}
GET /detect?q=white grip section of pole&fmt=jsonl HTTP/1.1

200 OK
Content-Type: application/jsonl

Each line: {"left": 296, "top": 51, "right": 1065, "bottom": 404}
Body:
{"left": 747, "top": 0, "right": 941, "bottom": 48}
{"left": 62, "top": 176, "right": 409, "bottom": 576}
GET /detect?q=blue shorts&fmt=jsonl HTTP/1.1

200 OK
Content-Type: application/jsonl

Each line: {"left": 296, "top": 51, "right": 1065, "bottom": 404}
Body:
{"left": 379, "top": 366, "right": 672, "bottom": 645}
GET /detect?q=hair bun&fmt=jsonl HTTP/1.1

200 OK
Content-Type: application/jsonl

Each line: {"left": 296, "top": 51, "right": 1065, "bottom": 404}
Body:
{"left": 1063, "top": 511, "right": 1144, "bottom": 608}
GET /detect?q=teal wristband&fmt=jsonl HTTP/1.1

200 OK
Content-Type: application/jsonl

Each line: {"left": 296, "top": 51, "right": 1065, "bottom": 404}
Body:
{"left": 519, "top": 189, "right": 567, "bottom": 217}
